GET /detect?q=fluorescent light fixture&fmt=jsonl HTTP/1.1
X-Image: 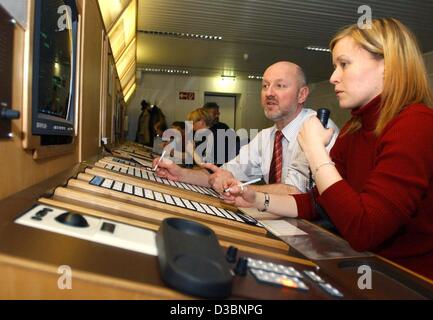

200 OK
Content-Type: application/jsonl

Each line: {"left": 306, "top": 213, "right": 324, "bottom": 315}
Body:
{"left": 120, "top": 61, "right": 136, "bottom": 88}
{"left": 143, "top": 67, "right": 189, "bottom": 74}
{"left": 140, "top": 30, "right": 223, "bottom": 41}
{"left": 115, "top": 38, "right": 136, "bottom": 80}
{"left": 123, "top": 76, "right": 135, "bottom": 97}
{"left": 305, "top": 45, "right": 331, "bottom": 52}
{"left": 98, "top": 0, "right": 131, "bottom": 31}
{"left": 248, "top": 75, "right": 263, "bottom": 80}
{"left": 221, "top": 75, "right": 236, "bottom": 81}
{"left": 108, "top": 0, "right": 136, "bottom": 62}
{"left": 124, "top": 83, "right": 136, "bottom": 102}
{"left": 97, "top": 0, "right": 137, "bottom": 103}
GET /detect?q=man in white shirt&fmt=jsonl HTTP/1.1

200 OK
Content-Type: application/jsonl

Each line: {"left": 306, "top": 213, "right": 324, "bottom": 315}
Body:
{"left": 154, "top": 61, "right": 339, "bottom": 194}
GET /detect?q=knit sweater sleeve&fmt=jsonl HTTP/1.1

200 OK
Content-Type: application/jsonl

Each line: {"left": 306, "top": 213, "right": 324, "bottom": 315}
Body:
{"left": 317, "top": 107, "right": 433, "bottom": 252}
{"left": 293, "top": 124, "right": 349, "bottom": 220}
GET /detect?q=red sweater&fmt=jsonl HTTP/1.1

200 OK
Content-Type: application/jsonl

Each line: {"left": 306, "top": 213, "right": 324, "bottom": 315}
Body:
{"left": 294, "top": 96, "right": 433, "bottom": 279}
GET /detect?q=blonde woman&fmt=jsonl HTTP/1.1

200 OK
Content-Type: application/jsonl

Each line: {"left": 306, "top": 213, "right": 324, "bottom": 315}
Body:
{"left": 186, "top": 107, "right": 215, "bottom": 164}
{"left": 223, "top": 18, "right": 433, "bottom": 279}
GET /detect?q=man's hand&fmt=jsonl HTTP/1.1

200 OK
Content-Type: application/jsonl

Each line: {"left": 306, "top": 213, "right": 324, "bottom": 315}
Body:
{"left": 153, "top": 157, "right": 184, "bottom": 181}
{"left": 200, "top": 163, "right": 235, "bottom": 194}
{"left": 221, "top": 178, "right": 257, "bottom": 208}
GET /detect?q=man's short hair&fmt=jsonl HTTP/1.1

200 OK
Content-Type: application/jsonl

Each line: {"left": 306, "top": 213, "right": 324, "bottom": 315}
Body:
{"left": 295, "top": 65, "right": 307, "bottom": 87}
{"left": 203, "top": 102, "right": 220, "bottom": 110}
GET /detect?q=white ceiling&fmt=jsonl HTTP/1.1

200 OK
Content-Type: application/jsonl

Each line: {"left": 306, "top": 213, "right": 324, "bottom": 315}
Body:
{"left": 136, "top": 0, "right": 433, "bottom": 82}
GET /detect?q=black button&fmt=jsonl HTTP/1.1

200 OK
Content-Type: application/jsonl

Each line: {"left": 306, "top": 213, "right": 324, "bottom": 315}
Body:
{"left": 234, "top": 257, "right": 248, "bottom": 276}
{"left": 226, "top": 246, "right": 238, "bottom": 263}
{"left": 35, "top": 208, "right": 52, "bottom": 218}
{"left": 100, "top": 222, "right": 116, "bottom": 233}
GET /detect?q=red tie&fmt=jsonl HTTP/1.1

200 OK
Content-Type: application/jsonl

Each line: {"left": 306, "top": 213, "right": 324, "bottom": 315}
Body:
{"left": 269, "top": 130, "right": 283, "bottom": 184}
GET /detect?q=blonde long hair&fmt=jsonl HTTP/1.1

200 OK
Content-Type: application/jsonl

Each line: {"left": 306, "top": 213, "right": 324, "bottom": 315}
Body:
{"left": 330, "top": 18, "right": 433, "bottom": 135}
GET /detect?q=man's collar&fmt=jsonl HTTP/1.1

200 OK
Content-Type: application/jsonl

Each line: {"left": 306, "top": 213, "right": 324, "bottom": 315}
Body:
{"left": 271, "top": 108, "right": 307, "bottom": 141}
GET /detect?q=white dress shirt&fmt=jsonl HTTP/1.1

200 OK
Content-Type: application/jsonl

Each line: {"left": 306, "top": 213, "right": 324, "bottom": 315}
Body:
{"left": 221, "top": 108, "right": 339, "bottom": 192}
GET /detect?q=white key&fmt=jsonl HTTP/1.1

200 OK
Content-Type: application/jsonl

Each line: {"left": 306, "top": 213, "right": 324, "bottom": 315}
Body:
{"left": 154, "top": 192, "right": 165, "bottom": 202}
{"left": 193, "top": 186, "right": 207, "bottom": 195}
{"left": 172, "top": 196, "right": 186, "bottom": 208}
{"left": 123, "top": 184, "right": 134, "bottom": 194}
{"left": 134, "top": 169, "right": 141, "bottom": 178}
{"left": 112, "top": 181, "right": 123, "bottom": 191}
{"left": 163, "top": 194, "right": 175, "bottom": 205}
{"left": 191, "top": 201, "right": 206, "bottom": 213}
{"left": 174, "top": 181, "right": 186, "bottom": 189}
{"left": 188, "top": 184, "right": 202, "bottom": 193}
{"left": 209, "top": 205, "right": 225, "bottom": 218}
{"left": 155, "top": 176, "right": 164, "bottom": 184}
{"left": 182, "top": 199, "right": 196, "bottom": 211}
{"left": 141, "top": 170, "right": 149, "bottom": 179}
{"left": 101, "top": 178, "right": 114, "bottom": 189}
{"left": 180, "top": 182, "right": 193, "bottom": 191}
{"left": 144, "top": 189, "right": 154, "bottom": 200}
{"left": 161, "top": 178, "right": 171, "bottom": 185}
{"left": 200, "top": 204, "right": 215, "bottom": 215}
{"left": 128, "top": 167, "right": 134, "bottom": 175}
{"left": 217, "top": 208, "right": 235, "bottom": 220}
{"left": 134, "top": 186, "right": 144, "bottom": 197}
{"left": 221, "top": 208, "right": 243, "bottom": 222}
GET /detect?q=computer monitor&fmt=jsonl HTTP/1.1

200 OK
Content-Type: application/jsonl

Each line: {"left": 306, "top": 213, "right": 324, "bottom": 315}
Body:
{"left": 31, "top": 0, "right": 78, "bottom": 144}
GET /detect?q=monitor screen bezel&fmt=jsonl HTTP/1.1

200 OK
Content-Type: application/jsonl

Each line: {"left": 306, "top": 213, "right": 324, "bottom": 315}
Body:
{"left": 31, "top": 0, "right": 78, "bottom": 137}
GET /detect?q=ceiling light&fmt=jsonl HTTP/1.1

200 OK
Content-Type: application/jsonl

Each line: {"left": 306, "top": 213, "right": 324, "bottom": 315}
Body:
{"left": 123, "top": 76, "right": 136, "bottom": 96}
{"left": 120, "top": 61, "right": 136, "bottom": 88}
{"left": 139, "top": 30, "right": 222, "bottom": 41}
{"left": 248, "top": 75, "right": 263, "bottom": 80}
{"left": 221, "top": 75, "right": 236, "bottom": 81}
{"left": 107, "top": 0, "right": 136, "bottom": 62}
{"left": 115, "top": 38, "right": 136, "bottom": 79}
{"left": 97, "top": 0, "right": 131, "bottom": 31}
{"left": 143, "top": 67, "right": 189, "bottom": 75}
{"left": 305, "top": 46, "right": 331, "bottom": 52}
{"left": 97, "top": 0, "right": 137, "bottom": 104}
{"left": 124, "top": 83, "right": 136, "bottom": 103}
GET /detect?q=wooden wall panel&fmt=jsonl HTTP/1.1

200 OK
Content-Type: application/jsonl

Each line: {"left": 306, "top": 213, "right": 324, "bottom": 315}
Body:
{"left": 78, "top": 0, "right": 104, "bottom": 162}
{"left": 0, "top": 0, "right": 109, "bottom": 201}
{"left": 0, "top": 22, "right": 78, "bottom": 201}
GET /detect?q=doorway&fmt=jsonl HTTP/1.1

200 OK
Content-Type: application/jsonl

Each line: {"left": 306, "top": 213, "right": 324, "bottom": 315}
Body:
{"left": 204, "top": 93, "right": 236, "bottom": 129}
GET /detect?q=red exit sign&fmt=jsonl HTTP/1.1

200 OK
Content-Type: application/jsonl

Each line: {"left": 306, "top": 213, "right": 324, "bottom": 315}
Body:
{"left": 179, "top": 92, "right": 195, "bottom": 100}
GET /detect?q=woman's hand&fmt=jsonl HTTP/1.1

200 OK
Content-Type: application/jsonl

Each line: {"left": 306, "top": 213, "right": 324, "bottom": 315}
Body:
{"left": 298, "top": 116, "right": 334, "bottom": 157}
{"left": 221, "top": 178, "right": 257, "bottom": 208}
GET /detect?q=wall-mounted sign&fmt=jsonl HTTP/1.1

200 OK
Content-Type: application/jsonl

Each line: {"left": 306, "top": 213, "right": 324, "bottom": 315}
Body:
{"left": 179, "top": 92, "right": 195, "bottom": 100}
